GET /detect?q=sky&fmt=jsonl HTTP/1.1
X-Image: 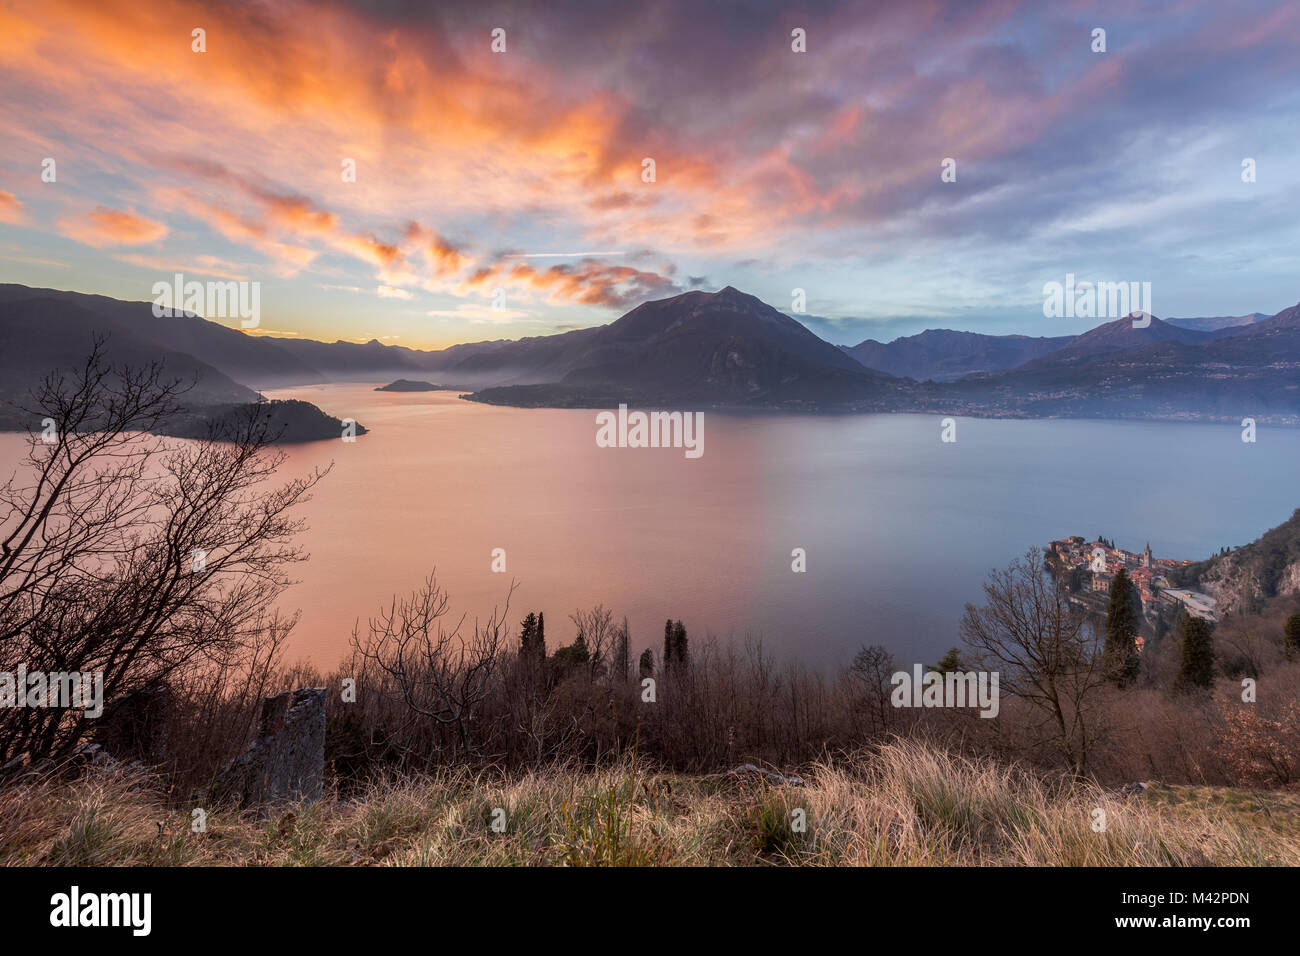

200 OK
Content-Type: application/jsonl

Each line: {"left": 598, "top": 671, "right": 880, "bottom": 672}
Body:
{"left": 1, "top": 0, "right": 1298, "bottom": 349}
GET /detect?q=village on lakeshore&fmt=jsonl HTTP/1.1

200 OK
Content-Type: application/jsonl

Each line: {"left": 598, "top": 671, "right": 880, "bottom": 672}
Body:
{"left": 1046, "top": 537, "right": 1219, "bottom": 643}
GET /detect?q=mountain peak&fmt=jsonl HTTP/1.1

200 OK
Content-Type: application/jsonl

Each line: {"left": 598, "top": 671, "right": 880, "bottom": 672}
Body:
{"left": 1260, "top": 300, "right": 1300, "bottom": 329}
{"left": 550, "top": 284, "right": 877, "bottom": 398}
{"left": 1015, "top": 312, "right": 1220, "bottom": 370}
{"left": 710, "top": 285, "right": 755, "bottom": 303}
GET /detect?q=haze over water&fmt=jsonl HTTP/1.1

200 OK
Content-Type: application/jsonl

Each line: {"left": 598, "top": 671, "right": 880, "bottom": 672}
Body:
{"left": 6, "top": 383, "right": 1296, "bottom": 670}
{"left": 249, "top": 385, "right": 1300, "bottom": 669}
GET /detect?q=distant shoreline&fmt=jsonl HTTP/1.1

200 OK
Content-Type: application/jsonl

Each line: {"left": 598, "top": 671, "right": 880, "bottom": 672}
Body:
{"left": 458, "top": 388, "right": 1300, "bottom": 426}
{"left": 375, "top": 379, "right": 454, "bottom": 392}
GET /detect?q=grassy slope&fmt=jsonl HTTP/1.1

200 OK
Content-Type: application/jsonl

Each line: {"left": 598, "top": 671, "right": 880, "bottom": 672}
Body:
{"left": 3, "top": 741, "right": 1296, "bottom": 866}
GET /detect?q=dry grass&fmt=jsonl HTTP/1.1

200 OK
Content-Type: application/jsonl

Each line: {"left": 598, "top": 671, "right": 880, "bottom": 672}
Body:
{"left": 2, "top": 740, "right": 1296, "bottom": 867}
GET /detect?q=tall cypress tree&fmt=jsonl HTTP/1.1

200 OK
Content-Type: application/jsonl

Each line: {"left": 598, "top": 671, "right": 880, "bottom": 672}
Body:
{"left": 663, "top": 619, "right": 674, "bottom": 674}
{"left": 931, "top": 647, "right": 963, "bottom": 675}
{"left": 1285, "top": 613, "right": 1300, "bottom": 661}
{"left": 519, "top": 612, "right": 538, "bottom": 659}
{"left": 1176, "top": 616, "right": 1215, "bottom": 692}
{"left": 571, "top": 632, "right": 589, "bottom": 663}
{"left": 1104, "top": 567, "right": 1141, "bottom": 686}
{"left": 671, "top": 620, "right": 688, "bottom": 668}
{"left": 536, "top": 612, "right": 546, "bottom": 661}
{"left": 613, "top": 617, "right": 631, "bottom": 682}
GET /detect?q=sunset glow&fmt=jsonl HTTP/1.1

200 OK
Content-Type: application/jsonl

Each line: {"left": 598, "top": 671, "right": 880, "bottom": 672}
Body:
{"left": 2, "top": 0, "right": 1298, "bottom": 346}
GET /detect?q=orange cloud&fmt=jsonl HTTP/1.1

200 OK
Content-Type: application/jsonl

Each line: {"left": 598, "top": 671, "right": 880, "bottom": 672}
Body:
{"left": 332, "top": 232, "right": 403, "bottom": 271}
{"left": 6, "top": 0, "right": 1281, "bottom": 327}
{"left": 2, "top": 0, "right": 1094, "bottom": 314}
{"left": 154, "top": 186, "right": 318, "bottom": 274}
{"left": 0, "top": 191, "right": 24, "bottom": 224}
{"left": 58, "top": 206, "right": 168, "bottom": 247}
{"left": 115, "top": 252, "right": 249, "bottom": 281}
{"left": 463, "top": 259, "right": 679, "bottom": 309}
{"left": 0, "top": 0, "right": 746, "bottom": 258}
{"left": 263, "top": 194, "right": 337, "bottom": 235}
{"left": 405, "top": 223, "right": 466, "bottom": 278}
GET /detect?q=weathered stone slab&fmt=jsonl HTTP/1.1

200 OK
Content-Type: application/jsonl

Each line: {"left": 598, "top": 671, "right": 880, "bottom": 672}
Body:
{"left": 213, "top": 687, "right": 326, "bottom": 808}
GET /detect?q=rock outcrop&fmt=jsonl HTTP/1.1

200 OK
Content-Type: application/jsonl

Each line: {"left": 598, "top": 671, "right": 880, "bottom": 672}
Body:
{"left": 92, "top": 685, "right": 171, "bottom": 766}
{"left": 0, "top": 685, "right": 171, "bottom": 785}
{"left": 213, "top": 687, "right": 326, "bottom": 808}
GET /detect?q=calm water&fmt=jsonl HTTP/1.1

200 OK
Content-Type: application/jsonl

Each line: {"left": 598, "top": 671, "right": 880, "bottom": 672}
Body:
{"left": 5, "top": 383, "right": 1299, "bottom": 669}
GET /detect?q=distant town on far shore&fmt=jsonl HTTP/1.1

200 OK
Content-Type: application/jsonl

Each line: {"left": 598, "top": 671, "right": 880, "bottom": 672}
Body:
{"left": 1048, "top": 536, "right": 1218, "bottom": 650}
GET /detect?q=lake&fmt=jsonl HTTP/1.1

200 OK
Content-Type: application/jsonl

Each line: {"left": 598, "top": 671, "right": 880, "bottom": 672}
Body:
{"left": 5, "top": 383, "right": 1298, "bottom": 670}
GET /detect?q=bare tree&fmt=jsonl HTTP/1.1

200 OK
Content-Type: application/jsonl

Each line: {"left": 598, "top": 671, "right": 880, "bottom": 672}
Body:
{"left": 0, "top": 343, "right": 325, "bottom": 763}
{"left": 1213, "top": 607, "right": 1287, "bottom": 679}
{"left": 570, "top": 604, "right": 615, "bottom": 682}
{"left": 847, "top": 643, "right": 897, "bottom": 737}
{"left": 507, "top": 666, "right": 584, "bottom": 764}
{"left": 959, "top": 547, "right": 1106, "bottom": 777}
{"left": 352, "top": 571, "right": 513, "bottom": 759}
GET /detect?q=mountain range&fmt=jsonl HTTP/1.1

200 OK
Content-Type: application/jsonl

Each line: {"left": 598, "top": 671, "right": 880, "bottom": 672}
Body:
{"left": 841, "top": 330, "right": 1074, "bottom": 381}
{"left": 1165, "top": 312, "right": 1270, "bottom": 332}
{"left": 934, "top": 304, "right": 1300, "bottom": 421}
{"left": 0, "top": 286, "right": 346, "bottom": 439}
{"left": 2, "top": 282, "right": 1298, "bottom": 431}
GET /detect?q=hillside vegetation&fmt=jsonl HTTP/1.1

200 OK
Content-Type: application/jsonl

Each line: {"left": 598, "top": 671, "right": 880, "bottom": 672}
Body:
{"left": 4, "top": 740, "right": 1296, "bottom": 867}
{"left": 1172, "top": 509, "right": 1300, "bottom": 613}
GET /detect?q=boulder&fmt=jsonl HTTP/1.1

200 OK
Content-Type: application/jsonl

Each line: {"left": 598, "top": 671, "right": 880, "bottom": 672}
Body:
{"left": 212, "top": 687, "right": 326, "bottom": 808}
{"left": 92, "top": 685, "right": 170, "bottom": 766}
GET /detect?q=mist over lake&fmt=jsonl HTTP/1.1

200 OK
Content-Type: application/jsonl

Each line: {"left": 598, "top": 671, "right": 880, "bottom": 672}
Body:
{"left": 119, "top": 383, "right": 1294, "bottom": 670}
{"left": 3, "top": 383, "right": 1293, "bottom": 670}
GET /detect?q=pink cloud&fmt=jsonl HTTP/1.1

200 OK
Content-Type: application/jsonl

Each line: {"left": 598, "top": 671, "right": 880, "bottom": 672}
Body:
{"left": 58, "top": 206, "right": 168, "bottom": 247}
{"left": 0, "top": 190, "right": 24, "bottom": 224}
